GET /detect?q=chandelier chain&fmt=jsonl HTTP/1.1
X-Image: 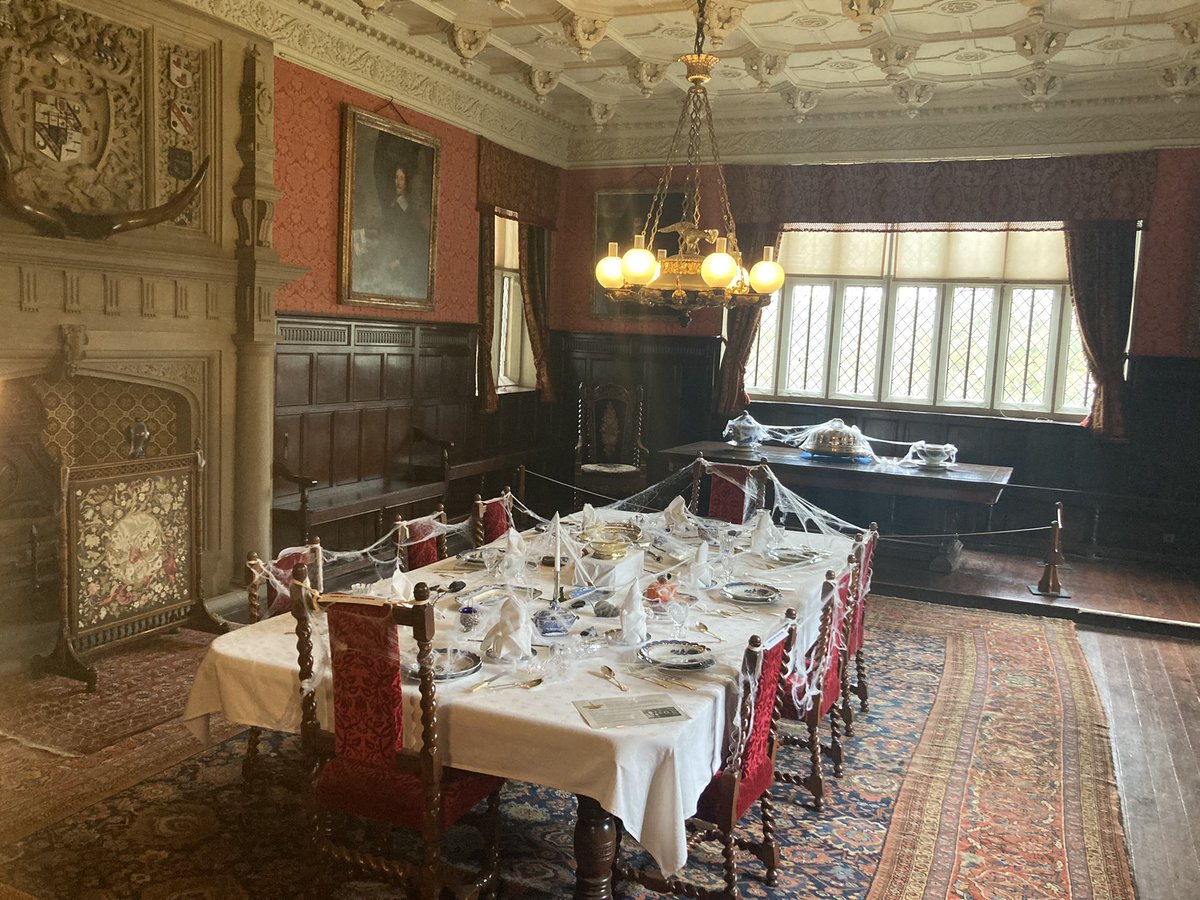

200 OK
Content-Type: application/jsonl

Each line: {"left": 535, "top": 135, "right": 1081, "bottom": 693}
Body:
{"left": 702, "top": 90, "right": 739, "bottom": 250}
{"left": 642, "top": 93, "right": 693, "bottom": 245}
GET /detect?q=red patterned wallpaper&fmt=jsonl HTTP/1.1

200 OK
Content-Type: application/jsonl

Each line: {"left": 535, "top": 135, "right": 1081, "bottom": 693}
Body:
{"left": 551, "top": 166, "right": 723, "bottom": 337}
{"left": 1131, "top": 149, "right": 1200, "bottom": 358}
{"left": 273, "top": 60, "right": 478, "bottom": 323}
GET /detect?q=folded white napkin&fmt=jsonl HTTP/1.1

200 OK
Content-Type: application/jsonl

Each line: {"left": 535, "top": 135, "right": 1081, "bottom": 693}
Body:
{"left": 389, "top": 567, "right": 413, "bottom": 600}
{"left": 664, "top": 496, "right": 689, "bottom": 530}
{"left": 749, "top": 512, "right": 780, "bottom": 555}
{"left": 618, "top": 580, "right": 647, "bottom": 646}
{"left": 686, "top": 542, "right": 714, "bottom": 589}
{"left": 481, "top": 597, "right": 533, "bottom": 659}
{"left": 497, "top": 528, "right": 528, "bottom": 581}
{"left": 581, "top": 504, "right": 598, "bottom": 529}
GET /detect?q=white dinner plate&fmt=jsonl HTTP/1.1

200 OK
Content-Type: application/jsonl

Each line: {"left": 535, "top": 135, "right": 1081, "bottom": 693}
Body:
{"left": 721, "top": 581, "right": 782, "bottom": 605}
{"left": 638, "top": 639, "right": 715, "bottom": 670}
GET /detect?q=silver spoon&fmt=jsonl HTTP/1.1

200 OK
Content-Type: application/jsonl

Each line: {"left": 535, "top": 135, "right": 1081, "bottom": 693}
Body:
{"left": 599, "top": 665, "right": 628, "bottom": 692}
{"left": 695, "top": 622, "right": 724, "bottom": 642}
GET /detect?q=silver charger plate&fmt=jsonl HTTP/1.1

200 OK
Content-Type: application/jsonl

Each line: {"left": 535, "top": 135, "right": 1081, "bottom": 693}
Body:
{"left": 721, "top": 581, "right": 782, "bottom": 605}
{"left": 638, "top": 639, "right": 715, "bottom": 670}
{"left": 765, "top": 546, "right": 827, "bottom": 565}
{"left": 404, "top": 648, "right": 482, "bottom": 681}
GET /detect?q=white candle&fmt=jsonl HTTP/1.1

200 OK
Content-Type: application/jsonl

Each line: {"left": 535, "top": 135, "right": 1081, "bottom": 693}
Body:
{"left": 554, "top": 519, "right": 561, "bottom": 574}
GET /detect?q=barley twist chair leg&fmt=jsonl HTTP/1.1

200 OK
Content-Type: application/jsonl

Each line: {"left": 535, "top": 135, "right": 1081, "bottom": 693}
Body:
{"left": 721, "top": 828, "right": 741, "bottom": 900}
{"left": 840, "top": 655, "right": 855, "bottom": 737}
{"left": 759, "top": 791, "right": 780, "bottom": 887}
{"left": 805, "top": 716, "right": 824, "bottom": 811}
{"left": 856, "top": 648, "right": 870, "bottom": 713}
{"left": 830, "top": 706, "right": 844, "bottom": 777}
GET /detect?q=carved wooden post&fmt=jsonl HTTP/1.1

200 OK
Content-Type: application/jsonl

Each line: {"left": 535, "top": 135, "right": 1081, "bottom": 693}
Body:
{"left": 231, "top": 42, "right": 306, "bottom": 584}
{"left": 1029, "top": 500, "right": 1070, "bottom": 598}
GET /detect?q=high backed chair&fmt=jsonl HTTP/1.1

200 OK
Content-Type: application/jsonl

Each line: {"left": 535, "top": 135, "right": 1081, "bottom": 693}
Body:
{"left": 290, "top": 569, "right": 505, "bottom": 898}
{"left": 472, "top": 490, "right": 513, "bottom": 547}
{"left": 575, "top": 382, "right": 649, "bottom": 505}
{"left": 240, "top": 540, "right": 323, "bottom": 780}
{"left": 688, "top": 457, "right": 769, "bottom": 525}
{"left": 616, "top": 609, "right": 797, "bottom": 898}
{"left": 775, "top": 569, "right": 853, "bottom": 811}
{"left": 397, "top": 506, "right": 448, "bottom": 572}
{"left": 846, "top": 523, "right": 879, "bottom": 720}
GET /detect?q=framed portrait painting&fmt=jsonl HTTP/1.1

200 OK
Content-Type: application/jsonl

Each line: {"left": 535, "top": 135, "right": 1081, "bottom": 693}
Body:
{"left": 339, "top": 106, "right": 440, "bottom": 310}
{"left": 591, "top": 188, "right": 685, "bottom": 319}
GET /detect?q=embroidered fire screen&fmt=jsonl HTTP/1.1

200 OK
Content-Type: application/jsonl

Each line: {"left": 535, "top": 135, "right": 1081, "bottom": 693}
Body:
{"left": 33, "top": 450, "right": 224, "bottom": 689}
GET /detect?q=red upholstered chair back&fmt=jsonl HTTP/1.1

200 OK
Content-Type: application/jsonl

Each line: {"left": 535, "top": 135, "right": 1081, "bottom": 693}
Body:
{"left": 327, "top": 603, "right": 406, "bottom": 766}
{"left": 803, "top": 572, "right": 846, "bottom": 719}
{"left": 717, "top": 610, "right": 796, "bottom": 820}
{"left": 473, "top": 492, "right": 512, "bottom": 547}
{"left": 848, "top": 527, "right": 877, "bottom": 655}
{"left": 247, "top": 542, "right": 322, "bottom": 621}
{"left": 401, "top": 507, "right": 447, "bottom": 572}
{"left": 690, "top": 459, "right": 769, "bottom": 525}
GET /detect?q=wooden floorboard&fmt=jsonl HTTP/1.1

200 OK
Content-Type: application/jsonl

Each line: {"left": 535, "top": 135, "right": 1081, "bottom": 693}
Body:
{"left": 1078, "top": 628, "right": 1200, "bottom": 900}
{"left": 876, "top": 546, "right": 1200, "bottom": 628}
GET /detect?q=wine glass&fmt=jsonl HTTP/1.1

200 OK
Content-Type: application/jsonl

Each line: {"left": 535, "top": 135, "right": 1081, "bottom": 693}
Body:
{"left": 481, "top": 548, "right": 502, "bottom": 580}
{"left": 666, "top": 600, "right": 689, "bottom": 638}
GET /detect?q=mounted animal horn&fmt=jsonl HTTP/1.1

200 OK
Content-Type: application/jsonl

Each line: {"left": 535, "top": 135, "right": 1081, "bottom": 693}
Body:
{"left": 0, "top": 153, "right": 210, "bottom": 240}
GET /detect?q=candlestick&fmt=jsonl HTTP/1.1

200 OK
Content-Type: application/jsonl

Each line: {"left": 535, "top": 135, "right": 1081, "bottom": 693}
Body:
{"left": 553, "top": 515, "right": 562, "bottom": 602}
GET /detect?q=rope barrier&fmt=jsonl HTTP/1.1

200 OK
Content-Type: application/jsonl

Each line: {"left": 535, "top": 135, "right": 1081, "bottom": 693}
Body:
{"left": 521, "top": 468, "right": 666, "bottom": 511}
{"left": 880, "top": 524, "right": 1052, "bottom": 541}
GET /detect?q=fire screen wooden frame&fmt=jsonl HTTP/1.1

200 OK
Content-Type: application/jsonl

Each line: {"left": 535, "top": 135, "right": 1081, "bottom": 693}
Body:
{"left": 32, "top": 448, "right": 226, "bottom": 690}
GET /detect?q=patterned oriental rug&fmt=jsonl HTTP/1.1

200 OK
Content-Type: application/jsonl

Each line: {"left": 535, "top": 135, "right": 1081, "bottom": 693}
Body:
{"left": 0, "top": 598, "right": 1135, "bottom": 899}
{"left": 0, "top": 630, "right": 216, "bottom": 757}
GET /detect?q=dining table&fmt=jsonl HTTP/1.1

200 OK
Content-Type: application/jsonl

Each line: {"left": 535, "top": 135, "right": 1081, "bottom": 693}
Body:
{"left": 184, "top": 510, "right": 853, "bottom": 899}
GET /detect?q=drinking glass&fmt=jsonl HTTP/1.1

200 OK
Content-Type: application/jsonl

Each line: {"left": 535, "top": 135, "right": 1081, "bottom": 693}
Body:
{"left": 481, "top": 548, "right": 502, "bottom": 579}
{"left": 666, "top": 600, "right": 689, "bottom": 638}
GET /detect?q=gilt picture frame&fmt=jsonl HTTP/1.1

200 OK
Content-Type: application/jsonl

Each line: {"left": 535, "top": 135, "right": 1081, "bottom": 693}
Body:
{"left": 591, "top": 188, "right": 686, "bottom": 319}
{"left": 339, "top": 106, "right": 440, "bottom": 310}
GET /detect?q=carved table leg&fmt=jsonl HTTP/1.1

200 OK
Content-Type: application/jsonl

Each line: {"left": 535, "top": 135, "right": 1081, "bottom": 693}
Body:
{"left": 574, "top": 794, "right": 617, "bottom": 900}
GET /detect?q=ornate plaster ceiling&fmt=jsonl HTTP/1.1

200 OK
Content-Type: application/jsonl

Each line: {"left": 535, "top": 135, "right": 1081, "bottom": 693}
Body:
{"left": 372, "top": 0, "right": 1200, "bottom": 117}
{"left": 197, "top": 0, "right": 1200, "bottom": 166}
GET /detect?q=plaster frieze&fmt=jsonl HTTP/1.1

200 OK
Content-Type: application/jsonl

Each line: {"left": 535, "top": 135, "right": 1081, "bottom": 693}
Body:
{"left": 170, "top": 0, "right": 570, "bottom": 166}
{"left": 566, "top": 102, "right": 1200, "bottom": 167}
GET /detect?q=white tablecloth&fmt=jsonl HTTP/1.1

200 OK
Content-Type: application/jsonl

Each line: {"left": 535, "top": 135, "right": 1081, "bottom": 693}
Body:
{"left": 185, "top": 525, "right": 850, "bottom": 874}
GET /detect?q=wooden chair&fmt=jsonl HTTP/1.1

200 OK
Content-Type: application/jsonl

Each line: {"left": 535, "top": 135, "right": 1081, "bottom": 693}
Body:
{"left": 472, "top": 490, "right": 513, "bottom": 547}
{"left": 688, "top": 457, "right": 769, "bottom": 525}
{"left": 290, "top": 569, "right": 505, "bottom": 898}
{"left": 396, "top": 505, "right": 448, "bottom": 571}
{"left": 775, "top": 568, "right": 853, "bottom": 811}
{"left": 616, "top": 609, "right": 797, "bottom": 899}
{"left": 575, "top": 382, "right": 649, "bottom": 505}
{"left": 240, "top": 540, "right": 323, "bottom": 780}
{"left": 846, "top": 523, "right": 879, "bottom": 721}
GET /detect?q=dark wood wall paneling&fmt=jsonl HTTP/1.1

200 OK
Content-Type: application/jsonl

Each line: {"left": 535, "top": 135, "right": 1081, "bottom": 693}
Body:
{"left": 274, "top": 316, "right": 544, "bottom": 550}
{"left": 539, "top": 331, "right": 722, "bottom": 512}
{"left": 750, "top": 355, "right": 1200, "bottom": 560}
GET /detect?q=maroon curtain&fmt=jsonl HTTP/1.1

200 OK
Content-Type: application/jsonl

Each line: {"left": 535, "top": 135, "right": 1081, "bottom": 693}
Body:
{"left": 716, "top": 225, "right": 779, "bottom": 417}
{"left": 517, "top": 223, "right": 555, "bottom": 402}
{"left": 477, "top": 212, "right": 498, "bottom": 413}
{"left": 1064, "top": 221, "right": 1138, "bottom": 440}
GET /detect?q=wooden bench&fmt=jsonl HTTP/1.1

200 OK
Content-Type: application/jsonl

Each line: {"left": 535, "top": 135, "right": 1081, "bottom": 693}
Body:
{"left": 273, "top": 427, "right": 453, "bottom": 544}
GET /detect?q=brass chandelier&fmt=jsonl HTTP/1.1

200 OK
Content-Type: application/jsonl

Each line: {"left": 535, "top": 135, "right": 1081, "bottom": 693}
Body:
{"left": 594, "top": 0, "right": 784, "bottom": 326}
